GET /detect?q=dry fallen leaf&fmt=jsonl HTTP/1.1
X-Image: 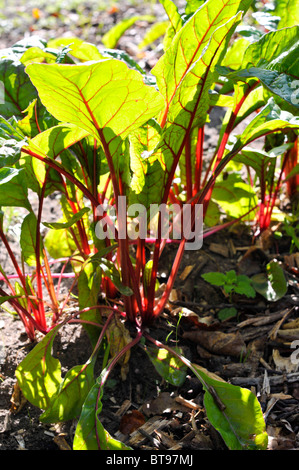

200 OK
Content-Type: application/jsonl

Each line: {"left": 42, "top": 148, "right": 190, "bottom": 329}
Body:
{"left": 10, "top": 382, "right": 27, "bottom": 414}
{"left": 53, "top": 435, "right": 72, "bottom": 450}
{"left": 119, "top": 410, "right": 146, "bottom": 435}
{"left": 183, "top": 329, "right": 246, "bottom": 358}
{"left": 142, "top": 392, "right": 188, "bottom": 417}
{"left": 272, "top": 349, "right": 299, "bottom": 373}
{"left": 106, "top": 314, "right": 132, "bottom": 380}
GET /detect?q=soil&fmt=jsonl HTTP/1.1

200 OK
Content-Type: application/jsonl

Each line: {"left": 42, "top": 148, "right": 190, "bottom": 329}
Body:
{"left": 1, "top": 0, "right": 299, "bottom": 453}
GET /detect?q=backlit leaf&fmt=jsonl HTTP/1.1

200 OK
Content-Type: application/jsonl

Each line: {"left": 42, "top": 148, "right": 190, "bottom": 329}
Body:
{"left": 20, "top": 212, "right": 44, "bottom": 267}
{"left": 25, "top": 60, "right": 164, "bottom": 142}
{"left": 40, "top": 358, "right": 96, "bottom": 423}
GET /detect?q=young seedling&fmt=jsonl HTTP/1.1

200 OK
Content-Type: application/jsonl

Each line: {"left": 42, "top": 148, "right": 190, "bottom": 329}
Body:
{"left": 202, "top": 269, "right": 256, "bottom": 302}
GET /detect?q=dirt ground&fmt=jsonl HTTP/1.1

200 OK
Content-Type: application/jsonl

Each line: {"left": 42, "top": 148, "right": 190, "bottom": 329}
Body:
{"left": 0, "top": 0, "right": 299, "bottom": 452}
{"left": 1, "top": 222, "right": 299, "bottom": 451}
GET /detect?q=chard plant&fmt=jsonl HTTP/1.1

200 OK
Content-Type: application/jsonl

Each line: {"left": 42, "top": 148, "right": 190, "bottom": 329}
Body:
{"left": 0, "top": 0, "right": 298, "bottom": 451}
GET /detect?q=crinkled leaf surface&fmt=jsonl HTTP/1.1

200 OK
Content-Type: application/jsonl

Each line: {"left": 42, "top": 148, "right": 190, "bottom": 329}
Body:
{"left": 0, "top": 58, "right": 38, "bottom": 118}
{"left": 227, "top": 26, "right": 299, "bottom": 108}
{"left": 0, "top": 167, "right": 31, "bottom": 210}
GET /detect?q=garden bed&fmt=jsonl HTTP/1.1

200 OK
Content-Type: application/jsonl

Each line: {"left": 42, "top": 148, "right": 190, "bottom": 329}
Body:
{"left": 0, "top": 0, "right": 299, "bottom": 452}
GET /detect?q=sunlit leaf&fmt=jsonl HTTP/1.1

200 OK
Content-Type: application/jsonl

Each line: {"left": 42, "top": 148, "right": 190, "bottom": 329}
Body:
{"left": 73, "top": 374, "right": 132, "bottom": 450}
{"left": 26, "top": 60, "right": 164, "bottom": 142}
{"left": 15, "top": 324, "right": 62, "bottom": 410}
{"left": 102, "top": 15, "right": 154, "bottom": 49}
{"left": 20, "top": 212, "right": 44, "bottom": 267}
{"left": 251, "top": 259, "right": 288, "bottom": 302}
{"left": 40, "top": 358, "right": 96, "bottom": 423}
{"left": 145, "top": 346, "right": 187, "bottom": 386}
{"left": 192, "top": 363, "right": 268, "bottom": 450}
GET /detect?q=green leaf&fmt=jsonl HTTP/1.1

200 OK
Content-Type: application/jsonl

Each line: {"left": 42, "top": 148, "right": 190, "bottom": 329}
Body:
{"left": 251, "top": 260, "right": 287, "bottom": 302}
{"left": 153, "top": 0, "right": 252, "bottom": 109}
{"left": 0, "top": 115, "right": 25, "bottom": 141}
{"left": 15, "top": 324, "right": 63, "bottom": 410}
{"left": 48, "top": 37, "right": 103, "bottom": 62}
{"left": 40, "top": 358, "right": 96, "bottom": 423}
{"left": 0, "top": 167, "right": 31, "bottom": 210}
{"left": 73, "top": 374, "right": 132, "bottom": 450}
{"left": 145, "top": 346, "right": 187, "bottom": 386}
{"left": 25, "top": 59, "right": 164, "bottom": 142}
{"left": 152, "top": 2, "right": 247, "bottom": 186}
{"left": 201, "top": 271, "right": 227, "bottom": 287}
{"left": 21, "top": 123, "right": 90, "bottom": 196}
{"left": 0, "top": 295, "right": 22, "bottom": 305}
{"left": 138, "top": 21, "right": 170, "bottom": 50}
{"left": 192, "top": 363, "right": 268, "bottom": 450}
{"left": 78, "top": 262, "right": 102, "bottom": 311}
{"left": 0, "top": 137, "right": 26, "bottom": 167}
{"left": 0, "top": 58, "right": 38, "bottom": 118}
{"left": 129, "top": 119, "right": 164, "bottom": 210}
{"left": 213, "top": 174, "right": 258, "bottom": 219}
{"left": 234, "top": 275, "right": 256, "bottom": 298}
{"left": 20, "top": 212, "right": 44, "bottom": 267}
{"left": 102, "top": 15, "right": 154, "bottom": 49}
{"left": 44, "top": 224, "right": 77, "bottom": 259}
{"left": 273, "top": 0, "right": 299, "bottom": 28}
{"left": 20, "top": 46, "right": 57, "bottom": 66}
{"left": 90, "top": 257, "right": 133, "bottom": 297}
{"left": 218, "top": 307, "right": 238, "bottom": 321}
{"left": 227, "top": 26, "right": 299, "bottom": 108}
{"left": 43, "top": 207, "right": 90, "bottom": 230}
{"left": 17, "top": 98, "right": 58, "bottom": 138}
{"left": 185, "top": 0, "right": 206, "bottom": 15}
{"left": 159, "top": 0, "right": 183, "bottom": 50}
{"left": 228, "top": 98, "right": 299, "bottom": 156}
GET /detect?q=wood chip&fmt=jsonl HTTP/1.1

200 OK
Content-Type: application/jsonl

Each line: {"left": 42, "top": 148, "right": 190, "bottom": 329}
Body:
{"left": 53, "top": 435, "right": 72, "bottom": 450}
{"left": 128, "top": 416, "right": 170, "bottom": 447}
{"left": 174, "top": 396, "right": 201, "bottom": 410}
{"left": 209, "top": 242, "right": 229, "bottom": 257}
{"left": 179, "top": 265, "right": 195, "bottom": 281}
